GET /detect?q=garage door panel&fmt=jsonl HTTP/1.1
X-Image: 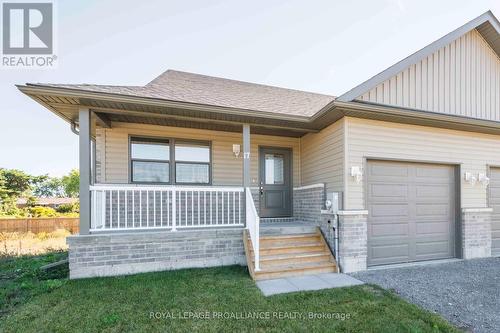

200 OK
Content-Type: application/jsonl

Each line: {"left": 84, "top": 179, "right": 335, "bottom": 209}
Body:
{"left": 488, "top": 168, "right": 500, "bottom": 256}
{"left": 370, "top": 244, "right": 409, "bottom": 265}
{"left": 368, "top": 160, "right": 456, "bottom": 266}
{"left": 371, "top": 204, "right": 409, "bottom": 217}
{"left": 370, "top": 163, "right": 409, "bottom": 178}
{"left": 369, "top": 184, "right": 408, "bottom": 200}
{"left": 415, "top": 166, "right": 454, "bottom": 181}
{"left": 416, "top": 221, "right": 450, "bottom": 235}
{"left": 416, "top": 241, "right": 451, "bottom": 260}
{"left": 416, "top": 204, "right": 451, "bottom": 217}
{"left": 416, "top": 184, "right": 451, "bottom": 198}
{"left": 371, "top": 223, "right": 409, "bottom": 237}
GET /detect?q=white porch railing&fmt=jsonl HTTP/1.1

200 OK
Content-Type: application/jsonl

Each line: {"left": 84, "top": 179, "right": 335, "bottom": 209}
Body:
{"left": 245, "top": 187, "right": 260, "bottom": 271}
{"left": 90, "top": 185, "right": 245, "bottom": 231}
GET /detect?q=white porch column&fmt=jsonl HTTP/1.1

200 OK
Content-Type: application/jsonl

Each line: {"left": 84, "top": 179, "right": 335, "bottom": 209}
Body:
{"left": 243, "top": 124, "right": 251, "bottom": 188}
{"left": 79, "top": 108, "right": 91, "bottom": 235}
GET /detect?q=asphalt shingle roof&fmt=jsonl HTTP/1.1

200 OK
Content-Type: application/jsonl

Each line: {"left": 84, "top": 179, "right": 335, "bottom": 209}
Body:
{"left": 33, "top": 70, "right": 336, "bottom": 117}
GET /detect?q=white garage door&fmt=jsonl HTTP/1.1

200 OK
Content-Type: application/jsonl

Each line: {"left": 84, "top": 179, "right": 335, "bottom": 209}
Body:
{"left": 367, "top": 160, "right": 457, "bottom": 266}
{"left": 488, "top": 168, "right": 500, "bottom": 256}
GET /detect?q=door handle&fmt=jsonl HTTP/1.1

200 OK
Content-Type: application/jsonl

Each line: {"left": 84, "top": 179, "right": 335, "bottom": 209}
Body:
{"left": 259, "top": 187, "right": 264, "bottom": 195}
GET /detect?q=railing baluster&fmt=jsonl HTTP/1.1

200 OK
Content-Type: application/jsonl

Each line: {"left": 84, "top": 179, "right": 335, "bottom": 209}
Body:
{"left": 216, "top": 192, "right": 219, "bottom": 225}
{"left": 139, "top": 190, "right": 142, "bottom": 228}
{"left": 101, "top": 190, "right": 106, "bottom": 229}
{"left": 172, "top": 188, "right": 176, "bottom": 231}
{"left": 204, "top": 191, "right": 206, "bottom": 225}
{"left": 160, "top": 191, "right": 163, "bottom": 227}
{"left": 110, "top": 190, "right": 113, "bottom": 229}
{"left": 154, "top": 191, "right": 156, "bottom": 226}
{"left": 125, "top": 190, "right": 128, "bottom": 228}
{"left": 191, "top": 190, "right": 194, "bottom": 226}
{"left": 146, "top": 190, "right": 149, "bottom": 227}
{"left": 197, "top": 191, "right": 200, "bottom": 226}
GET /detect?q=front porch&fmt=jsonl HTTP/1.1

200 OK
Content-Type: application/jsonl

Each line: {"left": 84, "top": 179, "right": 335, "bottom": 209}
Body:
{"left": 69, "top": 108, "right": 332, "bottom": 278}
{"left": 19, "top": 75, "right": 336, "bottom": 279}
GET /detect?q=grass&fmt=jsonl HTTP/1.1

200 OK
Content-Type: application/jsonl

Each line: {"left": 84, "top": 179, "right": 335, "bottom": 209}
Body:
{"left": 0, "top": 251, "right": 68, "bottom": 319}
{"left": 0, "top": 229, "right": 69, "bottom": 256}
{"left": 0, "top": 252, "right": 462, "bottom": 333}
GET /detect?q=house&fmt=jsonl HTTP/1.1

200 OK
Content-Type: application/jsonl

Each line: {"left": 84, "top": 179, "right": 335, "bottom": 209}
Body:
{"left": 18, "top": 11, "right": 500, "bottom": 279}
{"left": 16, "top": 197, "right": 78, "bottom": 209}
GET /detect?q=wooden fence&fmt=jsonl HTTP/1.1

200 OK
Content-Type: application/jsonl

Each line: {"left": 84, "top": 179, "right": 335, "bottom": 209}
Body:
{"left": 0, "top": 217, "right": 79, "bottom": 234}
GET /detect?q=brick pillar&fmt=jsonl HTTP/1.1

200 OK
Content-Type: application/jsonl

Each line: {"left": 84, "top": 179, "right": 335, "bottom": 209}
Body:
{"left": 337, "top": 210, "right": 368, "bottom": 273}
{"left": 461, "top": 208, "right": 492, "bottom": 259}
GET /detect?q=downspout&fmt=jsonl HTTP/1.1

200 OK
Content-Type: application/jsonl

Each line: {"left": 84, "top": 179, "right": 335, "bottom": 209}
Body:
{"left": 71, "top": 122, "right": 79, "bottom": 135}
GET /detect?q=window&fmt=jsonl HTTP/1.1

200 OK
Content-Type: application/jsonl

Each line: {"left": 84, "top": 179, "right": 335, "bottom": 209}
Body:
{"left": 130, "top": 138, "right": 170, "bottom": 183}
{"left": 175, "top": 141, "right": 210, "bottom": 184}
{"left": 264, "top": 153, "right": 284, "bottom": 184}
{"left": 130, "top": 137, "right": 211, "bottom": 185}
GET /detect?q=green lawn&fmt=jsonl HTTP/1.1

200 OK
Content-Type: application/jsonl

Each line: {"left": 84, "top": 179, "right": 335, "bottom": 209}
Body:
{"left": 0, "top": 252, "right": 461, "bottom": 333}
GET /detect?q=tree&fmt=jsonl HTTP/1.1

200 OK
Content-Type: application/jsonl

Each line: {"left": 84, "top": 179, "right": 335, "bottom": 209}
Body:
{"left": 33, "top": 176, "right": 64, "bottom": 197}
{"left": 62, "top": 169, "right": 79, "bottom": 197}
{"left": 0, "top": 169, "right": 35, "bottom": 198}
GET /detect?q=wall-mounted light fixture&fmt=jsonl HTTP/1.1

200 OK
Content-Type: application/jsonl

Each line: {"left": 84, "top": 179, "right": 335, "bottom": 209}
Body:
{"left": 464, "top": 172, "right": 477, "bottom": 186}
{"left": 232, "top": 144, "right": 241, "bottom": 158}
{"left": 478, "top": 173, "right": 490, "bottom": 187}
{"left": 350, "top": 166, "right": 363, "bottom": 184}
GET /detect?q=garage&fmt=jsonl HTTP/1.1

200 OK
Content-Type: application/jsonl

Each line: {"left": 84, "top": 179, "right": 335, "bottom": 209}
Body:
{"left": 488, "top": 168, "right": 500, "bottom": 256}
{"left": 367, "top": 160, "right": 458, "bottom": 266}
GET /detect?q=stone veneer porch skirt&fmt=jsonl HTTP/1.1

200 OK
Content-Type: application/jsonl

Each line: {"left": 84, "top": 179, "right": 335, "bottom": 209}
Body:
{"left": 67, "top": 228, "right": 246, "bottom": 279}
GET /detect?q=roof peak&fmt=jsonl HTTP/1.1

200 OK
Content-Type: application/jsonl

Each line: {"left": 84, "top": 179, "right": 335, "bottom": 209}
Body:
{"left": 147, "top": 69, "right": 335, "bottom": 98}
{"left": 337, "top": 10, "right": 500, "bottom": 102}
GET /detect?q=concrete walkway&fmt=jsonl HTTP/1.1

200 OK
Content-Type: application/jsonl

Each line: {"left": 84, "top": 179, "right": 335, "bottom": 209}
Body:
{"left": 256, "top": 273, "right": 364, "bottom": 296}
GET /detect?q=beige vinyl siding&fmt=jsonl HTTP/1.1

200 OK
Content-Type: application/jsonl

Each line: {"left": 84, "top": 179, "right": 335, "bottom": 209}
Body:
{"left": 300, "top": 119, "right": 344, "bottom": 193}
{"left": 359, "top": 29, "right": 500, "bottom": 121}
{"left": 96, "top": 122, "right": 300, "bottom": 187}
{"left": 345, "top": 117, "right": 500, "bottom": 209}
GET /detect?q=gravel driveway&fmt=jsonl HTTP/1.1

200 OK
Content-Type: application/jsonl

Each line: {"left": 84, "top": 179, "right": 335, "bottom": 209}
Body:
{"left": 352, "top": 258, "right": 500, "bottom": 333}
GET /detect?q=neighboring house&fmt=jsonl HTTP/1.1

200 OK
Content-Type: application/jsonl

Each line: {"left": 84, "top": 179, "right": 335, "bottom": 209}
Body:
{"left": 18, "top": 11, "right": 500, "bottom": 279}
{"left": 16, "top": 197, "right": 78, "bottom": 209}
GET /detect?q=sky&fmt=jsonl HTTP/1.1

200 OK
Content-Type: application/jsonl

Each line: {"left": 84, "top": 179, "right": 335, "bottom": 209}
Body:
{"left": 0, "top": 0, "right": 498, "bottom": 177}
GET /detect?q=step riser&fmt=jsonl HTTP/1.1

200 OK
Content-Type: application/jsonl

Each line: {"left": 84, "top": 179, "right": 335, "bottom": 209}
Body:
{"left": 259, "top": 237, "right": 320, "bottom": 247}
{"left": 252, "top": 245, "right": 326, "bottom": 256}
{"left": 255, "top": 256, "right": 332, "bottom": 268}
{"left": 260, "top": 227, "right": 318, "bottom": 236}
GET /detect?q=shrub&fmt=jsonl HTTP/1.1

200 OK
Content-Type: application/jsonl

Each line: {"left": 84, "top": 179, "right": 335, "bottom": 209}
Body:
{"left": 27, "top": 206, "right": 58, "bottom": 218}
{"left": 55, "top": 202, "right": 79, "bottom": 214}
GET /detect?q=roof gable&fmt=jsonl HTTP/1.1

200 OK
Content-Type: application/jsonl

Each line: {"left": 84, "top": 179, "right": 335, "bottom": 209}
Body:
{"left": 337, "top": 11, "right": 500, "bottom": 104}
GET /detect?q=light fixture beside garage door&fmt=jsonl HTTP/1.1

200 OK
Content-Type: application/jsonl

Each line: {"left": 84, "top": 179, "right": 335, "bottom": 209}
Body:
{"left": 478, "top": 173, "right": 490, "bottom": 187}
{"left": 350, "top": 166, "right": 363, "bottom": 184}
{"left": 464, "top": 172, "right": 490, "bottom": 187}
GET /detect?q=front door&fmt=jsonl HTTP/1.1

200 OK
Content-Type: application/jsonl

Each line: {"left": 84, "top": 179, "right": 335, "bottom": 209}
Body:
{"left": 259, "top": 147, "right": 292, "bottom": 217}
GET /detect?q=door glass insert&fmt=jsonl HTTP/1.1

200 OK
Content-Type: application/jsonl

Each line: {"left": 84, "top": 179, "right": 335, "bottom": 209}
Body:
{"left": 265, "top": 154, "right": 284, "bottom": 184}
